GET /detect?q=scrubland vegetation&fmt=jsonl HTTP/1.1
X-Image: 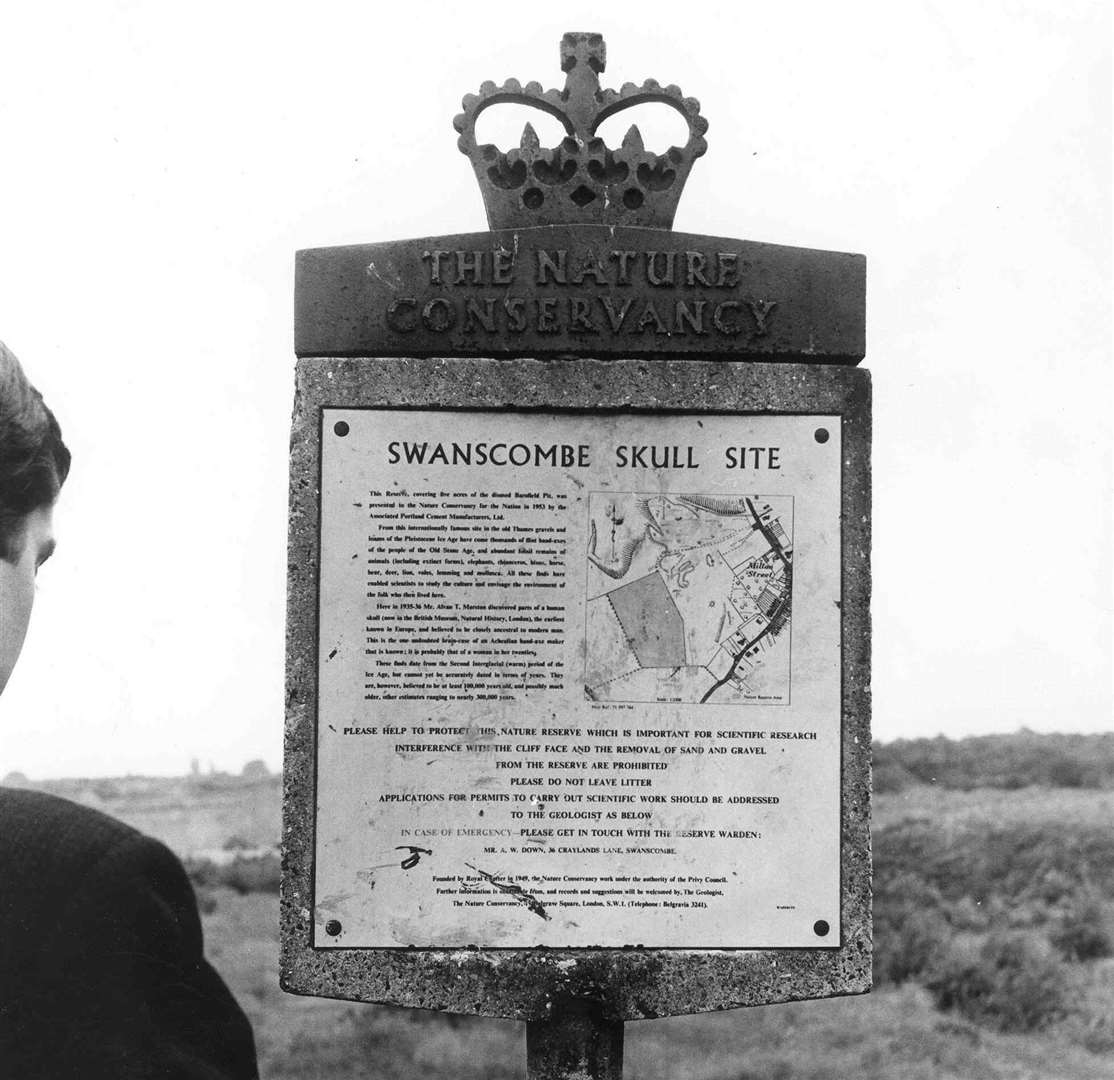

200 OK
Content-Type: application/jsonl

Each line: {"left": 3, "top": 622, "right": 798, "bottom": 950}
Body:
{"left": 16, "top": 731, "right": 1113, "bottom": 1078}
{"left": 873, "top": 732, "right": 1114, "bottom": 1054}
{"left": 874, "top": 731, "right": 1114, "bottom": 793}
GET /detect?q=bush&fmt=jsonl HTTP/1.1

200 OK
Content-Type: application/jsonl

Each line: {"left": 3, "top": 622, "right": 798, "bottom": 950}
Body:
{"left": 1049, "top": 895, "right": 1114, "bottom": 962}
{"left": 875, "top": 817, "right": 1114, "bottom": 908}
{"left": 872, "top": 754, "right": 918, "bottom": 794}
{"left": 873, "top": 871, "right": 949, "bottom": 985}
{"left": 1062, "top": 961, "right": 1114, "bottom": 1053}
{"left": 91, "top": 779, "right": 121, "bottom": 801}
{"left": 925, "top": 931, "right": 1074, "bottom": 1032}
{"left": 185, "top": 852, "right": 281, "bottom": 894}
{"left": 875, "top": 906, "right": 950, "bottom": 985}
{"left": 195, "top": 887, "right": 219, "bottom": 915}
{"left": 946, "top": 895, "right": 991, "bottom": 933}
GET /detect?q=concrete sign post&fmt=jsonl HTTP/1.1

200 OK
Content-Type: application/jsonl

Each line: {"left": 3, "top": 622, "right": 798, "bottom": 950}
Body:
{"left": 282, "top": 34, "right": 870, "bottom": 1079}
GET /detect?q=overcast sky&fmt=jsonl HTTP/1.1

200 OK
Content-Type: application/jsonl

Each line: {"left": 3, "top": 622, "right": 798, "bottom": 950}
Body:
{"left": 0, "top": 2, "right": 1109, "bottom": 778}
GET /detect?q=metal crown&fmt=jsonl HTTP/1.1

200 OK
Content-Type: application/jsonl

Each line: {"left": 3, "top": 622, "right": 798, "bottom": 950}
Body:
{"left": 454, "top": 33, "right": 708, "bottom": 231}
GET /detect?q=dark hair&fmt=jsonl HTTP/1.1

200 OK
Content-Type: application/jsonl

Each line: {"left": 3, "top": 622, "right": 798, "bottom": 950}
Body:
{"left": 0, "top": 341, "right": 71, "bottom": 561}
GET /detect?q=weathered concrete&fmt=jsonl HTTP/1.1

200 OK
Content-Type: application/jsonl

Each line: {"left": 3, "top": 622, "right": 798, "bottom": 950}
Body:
{"left": 295, "top": 226, "right": 866, "bottom": 362}
{"left": 281, "top": 356, "right": 871, "bottom": 1019}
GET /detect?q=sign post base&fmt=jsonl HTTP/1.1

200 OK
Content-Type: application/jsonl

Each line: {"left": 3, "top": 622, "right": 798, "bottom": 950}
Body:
{"left": 526, "top": 1000, "right": 624, "bottom": 1080}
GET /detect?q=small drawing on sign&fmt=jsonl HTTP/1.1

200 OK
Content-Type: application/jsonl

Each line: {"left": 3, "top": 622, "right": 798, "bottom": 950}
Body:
{"left": 395, "top": 845, "right": 432, "bottom": 870}
{"left": 464, "top": 862, "right": 550, "bottom": 921}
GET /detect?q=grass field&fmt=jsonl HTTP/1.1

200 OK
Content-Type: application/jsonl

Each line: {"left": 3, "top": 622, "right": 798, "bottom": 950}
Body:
{"left": 198, "top": 886, "right": 1114, "bottom": 1080}
{"left": 25, "top": 761, "right": 1114, "bottom": 1079}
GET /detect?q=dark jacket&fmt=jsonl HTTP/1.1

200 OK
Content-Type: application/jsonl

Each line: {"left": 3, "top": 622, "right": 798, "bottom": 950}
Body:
{"left": 0, "top": 787, "right": 258, "bottom": 1078}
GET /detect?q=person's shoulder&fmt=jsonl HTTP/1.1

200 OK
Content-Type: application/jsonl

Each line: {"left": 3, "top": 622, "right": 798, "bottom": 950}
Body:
{"left": 0, "top": 786, "right": 200, "bottom": 1013}
{"left": 0, "top": 787, "right": 156, "bottom": 949}
{"left": 0, "top": 789, "right": 260, "bottom": 1076}
{"left": 0, "top": 785, "right": 143, "bottom": 869}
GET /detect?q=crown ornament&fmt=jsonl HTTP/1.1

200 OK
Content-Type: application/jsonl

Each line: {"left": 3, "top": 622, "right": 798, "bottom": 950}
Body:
{"left": 454, "top": 33, "right": 708, "bottom": 231}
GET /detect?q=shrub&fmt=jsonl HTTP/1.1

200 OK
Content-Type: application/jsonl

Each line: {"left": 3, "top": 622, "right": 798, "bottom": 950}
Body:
{"left": 1049, "top": 895, "right": 1114, "bottom": 962}
{"left": 946, "top": 896, "right": 991, "bottom": 933}
{"left": 875, "top": 817, "right": 1114, "bottom": 908}
{"left": 223, "top": 852, "right": 281, "bottom": 893}
{"left": 873, "top": 870, "right": 950, "bottom": 985}
{"left": 872, "top": 754, "right": 917, "bottom": 794}
{"left": 185, "top": 852, "right": 281, "bottom": 894}
{"left": 91, "top": 779, "right": 121, "bottom": 801}
{"left": 925, "top": 931, "right": 1073, "bottom": 1032}
{"left": 1076, "top": 1014, "right": 1114, "bottom": 1055}
{"left": 875, "top": 906, "right": 950, "bottom": 985}
{"left": 195, "top": 887, "right": 219, "bottom": 915}
{"left": 1063, "top": 961, "right": 1114, "bottom": 1053}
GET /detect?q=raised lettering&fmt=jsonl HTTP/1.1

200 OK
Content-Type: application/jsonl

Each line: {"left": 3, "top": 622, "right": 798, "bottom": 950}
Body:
{"left": 600, "top": 297, "right": 633, "bottom": 332}
{"left": 674, "top": 300, "right": 707, "bottom": 335}
{"left": 537, "top": 250, "right": 567, "bottom": 285}
{"left": 569, "top": 298, "right": 597, "bottom": 333}
{"left": 537, "top": 297, "right": 559, "bottom": 333}
{"left": 571, "top": 249, "right": 608, "bottom": 285}
{"left": 685, "top": 251, "right": 711, "bottom": 286}
{"left": 716, "top": 252, "right": 739, "bottom": 287}
{"left": 747, "top": 299, "right": 777, "bottom": 335}
{"left": 646, "top": 251, "right": 676, "bottom": 286}
{"left": 463, "top": 297, "right": 496, "bottom": 333}
{"left": 504, "top": 297, "right": 527, "bottom": 333}
{"left": 713, "top": 300, "right": 742, "bottom": 335}
{"left": 385, "top": 298, "right": 418, "bottom": 332}
{"left": 635, "top": 301, "right": 667, "bottom": 334}
{"left": 610, "top": 250, "right": 637, "bottom": 284}
{"left": 492, "top": 247, "right": 515, "bottom": 284}
{"left": 455, "top": 250, "right": 484, "bottom": 285}
{"left": 421, "top": 250, "right": 451, "bottom": 284}
{"left": 422, "top": 297, "right": 456, "bottom": 333}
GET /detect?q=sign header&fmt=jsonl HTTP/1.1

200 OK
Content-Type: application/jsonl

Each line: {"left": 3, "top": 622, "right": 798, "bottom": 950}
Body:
{"left": 295, "top": 225, "right": 865, "bottom": 362}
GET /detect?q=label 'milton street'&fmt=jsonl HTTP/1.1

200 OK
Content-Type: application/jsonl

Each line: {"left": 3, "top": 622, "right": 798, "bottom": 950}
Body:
{"left": 313, "top": 409, "right": 841, "bottom": 948}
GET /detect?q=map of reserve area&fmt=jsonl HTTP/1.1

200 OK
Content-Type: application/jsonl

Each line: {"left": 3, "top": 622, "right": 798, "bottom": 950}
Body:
{"left": 584, "top": 493, "right": 793, "bottom": 705}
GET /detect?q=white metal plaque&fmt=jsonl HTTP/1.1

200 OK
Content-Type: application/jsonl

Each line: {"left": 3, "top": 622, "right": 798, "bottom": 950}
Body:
{"left": 314, "top": 410, "right": 841, "bottom": 948}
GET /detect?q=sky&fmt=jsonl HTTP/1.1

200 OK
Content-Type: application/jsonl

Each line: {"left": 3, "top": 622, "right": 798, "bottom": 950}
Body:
{"left": 0, "top": 1, "right": 1109, "bottom": 778}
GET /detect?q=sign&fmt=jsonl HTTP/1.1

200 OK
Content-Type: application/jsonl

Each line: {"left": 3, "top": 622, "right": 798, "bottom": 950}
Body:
{"left": 281, "top": 34, "right": 870, "bottom": 1029}
{"left": 314, "top": 410, "right": 841, "bottom": 949}
{"left": 295, "top": 227, "right": 865, "bottom": 362}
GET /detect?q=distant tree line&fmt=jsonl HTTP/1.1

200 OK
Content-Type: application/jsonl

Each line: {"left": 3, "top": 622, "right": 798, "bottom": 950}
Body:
{"left": 874, "top": 731, "right": 1114, "bottom": 792}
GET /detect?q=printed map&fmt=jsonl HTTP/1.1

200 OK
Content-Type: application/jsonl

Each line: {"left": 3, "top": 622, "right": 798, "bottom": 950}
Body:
{"left": 584, "top": 493, "right": 793, "bottom": 704}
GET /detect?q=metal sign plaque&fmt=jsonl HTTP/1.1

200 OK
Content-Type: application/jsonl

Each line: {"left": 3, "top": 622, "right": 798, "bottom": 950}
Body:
{"left": 313, "top": 409, "right": 840, "bottom": 949}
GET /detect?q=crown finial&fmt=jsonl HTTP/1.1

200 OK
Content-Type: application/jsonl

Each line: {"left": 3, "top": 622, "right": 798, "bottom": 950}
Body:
{"left": 453, "top": 34, "right": 708, "bottom": 230}
{"left": 560, "top": 33, "right": 605, "bottom": 131}
{"left": 560, "top": 32, "right": 605, "bottom": 76}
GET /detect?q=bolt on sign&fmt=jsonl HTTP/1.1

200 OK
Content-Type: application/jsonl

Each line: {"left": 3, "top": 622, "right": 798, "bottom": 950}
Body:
{"left": 283, "top": 32, "right": 870, "bottom": 1075}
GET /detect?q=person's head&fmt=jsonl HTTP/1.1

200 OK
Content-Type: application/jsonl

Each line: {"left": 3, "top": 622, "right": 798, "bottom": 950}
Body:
{"left": 0, "top": 342, "right": 70, "bottom": 694}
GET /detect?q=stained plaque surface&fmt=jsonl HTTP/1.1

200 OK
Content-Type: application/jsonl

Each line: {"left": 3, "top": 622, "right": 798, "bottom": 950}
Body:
{"left": 313, "top": 409, "right": 841, "bottom": 949}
